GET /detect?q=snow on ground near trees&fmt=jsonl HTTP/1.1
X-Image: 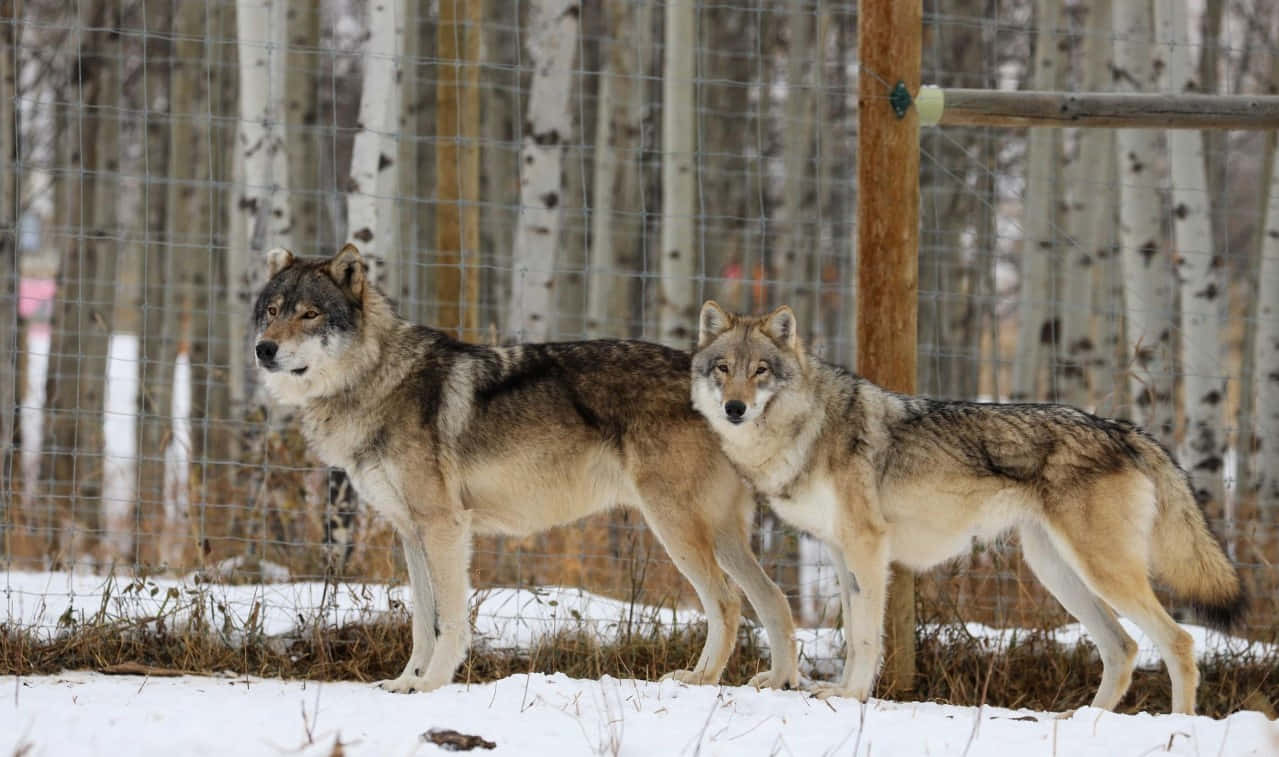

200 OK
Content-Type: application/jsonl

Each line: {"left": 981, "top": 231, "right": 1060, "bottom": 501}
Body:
{"left": 4, "top": 570, "right": 1273, "bottom": 675}
{"left": 4, "top": 672, "right": 1276, "bottom": 756}
{"left": 4, "top": 570, "right": 1277, "bottom": 754}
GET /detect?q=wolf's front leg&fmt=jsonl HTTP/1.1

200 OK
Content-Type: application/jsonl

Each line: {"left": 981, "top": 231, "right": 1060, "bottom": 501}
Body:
{"left": 376, "top": 530, "right": 437, "bottom": 693}
{"left": 811, "top": 526, "right": 889, "bottom": 702}
{"left": 412, "top": 508, "right": 474, "bottom": 692}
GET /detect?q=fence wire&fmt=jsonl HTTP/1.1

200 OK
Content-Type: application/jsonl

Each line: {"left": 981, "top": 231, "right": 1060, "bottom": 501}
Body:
{"left": 2, "top": 0, "right": 1277, "bottom": 674}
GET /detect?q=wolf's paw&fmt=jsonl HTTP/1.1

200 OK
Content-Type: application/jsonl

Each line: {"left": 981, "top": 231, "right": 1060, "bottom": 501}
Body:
{"left": 809, "top": 682, "right": 869, "bottom": 702}
{"left": 748, "top": 668, "right": 800, "bottom": 691}
{"left": 661, "top": 669, "right": 716, "bottom": 686}
{"left": 376, "top": 674, "right": 435, "bottom": 694}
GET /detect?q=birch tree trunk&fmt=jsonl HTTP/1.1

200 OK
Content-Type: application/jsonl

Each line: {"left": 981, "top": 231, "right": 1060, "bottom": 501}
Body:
{"left": 774, "top": 0, "right": 816, "bottom": 339}
{"left": 101, "top": 77, "right": 147, "bottom": 566}
{"left": 1252, "top": 103, "right": 1279, "bottom": 522}
{"left": 159, "top": 315, "right": 192, "bottom": 569}
{"left": 231, "top": 0, "right": 293, "bottom": 407}
{"left": 1010, "top": 0, "right": 1064, "bottom": 401}
{"left": 1154, "top": 0, "right": 1224, "bottom": 517}
{"left": 1198, "top": 0, "right": 1226, "bottom": 258}
{"left": 508, "top": 0, "right": 579, "bottom": 342}
{"left": 1057, "top": 0, "right": 1113, "bottom": 409}
{"left": 658, "top": 0, "right": 697, "bottom": 347}
{"left": 345, "top": 0, "right": 405, "bottom": 290}
{"left": 586, "top": 0, "right": 648, "bottom": 339}
{"left": 1111, "top": 0, "right": 1174, "bottom": 443}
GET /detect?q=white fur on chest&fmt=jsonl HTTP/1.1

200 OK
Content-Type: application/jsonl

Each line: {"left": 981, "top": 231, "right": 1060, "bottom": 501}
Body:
{"left": 348, "top": 463, "right": 414, "bottom": 530}
{"left": 766, "top": 478, "right": 841, "bottom": 542}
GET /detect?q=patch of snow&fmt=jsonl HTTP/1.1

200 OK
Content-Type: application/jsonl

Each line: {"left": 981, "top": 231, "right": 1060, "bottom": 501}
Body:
{"left": 2, "top": 672, "right": 1274, "bottom": 756}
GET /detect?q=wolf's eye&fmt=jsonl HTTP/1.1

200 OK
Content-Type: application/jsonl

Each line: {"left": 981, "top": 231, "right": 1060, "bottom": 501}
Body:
{"left": 267, "top": 306, "right": 278, "bottom": 318}
{"left": 716, "top": 364, "right": 730, "bottom": 374}
{"left": 755, "top": 363, "right": 769, "bottom": 376}
{"left": 301, "top": 310, "right": 319, "bottom": 320}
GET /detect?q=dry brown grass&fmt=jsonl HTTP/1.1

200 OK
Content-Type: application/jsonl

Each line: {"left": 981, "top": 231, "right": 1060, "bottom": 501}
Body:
{"left": 3, "top": 591, "right": 1274, "bottom": 720}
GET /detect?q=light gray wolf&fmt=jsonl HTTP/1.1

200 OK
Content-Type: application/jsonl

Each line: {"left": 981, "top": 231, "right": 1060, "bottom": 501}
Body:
{"left": 250, "top": 244, "right": 799, "bottom": 693}
{"left": 690, "top": 300, "right": 1245, "bottom": 715}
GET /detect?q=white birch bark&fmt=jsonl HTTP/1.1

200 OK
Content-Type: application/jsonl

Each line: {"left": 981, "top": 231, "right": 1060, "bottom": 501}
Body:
{"left": 1057, "top": 0, "right": 1113, "bottom": 409}
{"left": 586, "top": 0, "right": 648, "bottom": 339}
{"left": 345, "top": 0, "right": 405, "bottom": 289}
{"left": 508, "top": 0, "right": 579, "bottom": 342}
{"left": 1010, "top": 0, "right": 1064, "bottom": 401}
{"left": 1252, "top": 125, "right": 1279, "bottom": 519}
{"left": 658, "top": 0, "right": 697, "bottom": 347}
{"left": 775, "top": 0, "right": 816, "bottom": 336}
{"left": 232, "top": 0, "right": 292, "bottom": 405}
{"left": 101, "top": 330, "right": 139, "bottom": 565}
{"left": 1155, "top": 0, "right": 1224, "bottom": 514}
{"left": 1111, "top": 0, "right": 1174, "bottom": 442}
{"left": 159, "top": 332, "right": 192, "bottom": 570}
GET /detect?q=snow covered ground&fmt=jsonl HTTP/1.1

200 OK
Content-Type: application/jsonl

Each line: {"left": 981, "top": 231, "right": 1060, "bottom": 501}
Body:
{"left": 4, "top": 570, "right": 1276, "bottom": 754}
{"left": 3, "top": 672, "right": 1276, "bottom": 756}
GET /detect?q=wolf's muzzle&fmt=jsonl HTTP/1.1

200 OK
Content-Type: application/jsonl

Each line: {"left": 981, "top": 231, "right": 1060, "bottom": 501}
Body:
{"left": 724, "top": 400, "right": 746, "bottom": 424}
{"left": 256, "top": 340, "right": 279, "bottom": 369}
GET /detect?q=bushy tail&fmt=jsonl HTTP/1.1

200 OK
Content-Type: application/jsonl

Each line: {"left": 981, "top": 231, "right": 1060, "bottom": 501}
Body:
{"left": 1131, "top": 433, "right": 1247, "bottom": 631}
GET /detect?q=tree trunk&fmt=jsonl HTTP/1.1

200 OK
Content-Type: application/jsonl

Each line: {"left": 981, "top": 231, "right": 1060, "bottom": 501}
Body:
{"left": 0, "top": 0, "right": 16, "bottom": 509}
{"left": 1198, "top": 0, "right": 1226, "bottom": 262}
{"left": 1010, "top": 0, "right": 1064, "bottom": 401}
{"left": 45, "top": 1, "right": 114, "bottom": 565}
{"left": 1154, "top": 0, "right": 1224, "bottom": 518}
{"left": 345, "top": 0, "right": 405, "bottom": 288}
{"left": 1057, "top": 0, "right": 1113, "bottom": 409}
{"left": 586, "top": 0, "right": 648, "bottom": 339}
{"left": 231, "top": 0, "right": 294, "bottom": 407}
{"left": 1252, "top": 107, "right": 1279, "bottom": 522}
{"left": 658, "top": 0, "right": 697, "bottom": 347}
{"left": 436, "top": 0, "right": 484, "bottom": 337}
{"left": 1111, "top": 0, "right": 1174, "bottom": 442}
{"left": 508, "top": 0, "right": 579, "bottom": 342}
{"left": 774, "top": 0, "right": 816, "bottom": 338}
{"left": 100, "top": 23, "right": 151, "bottom": 566}
{"left": 159, "top": 0, "right": 211, "bottom": 571}
{"left": 919, "top": 0, "right": 985, "bottom": 398}
{"left": 286, "top": 0, "right": 321, "bottom": 250}
{"left": 159, "top": 315, "right": 192, "bottom": 569}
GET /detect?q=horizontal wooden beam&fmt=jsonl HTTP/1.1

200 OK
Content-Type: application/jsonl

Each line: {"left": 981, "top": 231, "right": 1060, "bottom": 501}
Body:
{"left": 916, "top": 87, "right": 1279, "bottom": 130}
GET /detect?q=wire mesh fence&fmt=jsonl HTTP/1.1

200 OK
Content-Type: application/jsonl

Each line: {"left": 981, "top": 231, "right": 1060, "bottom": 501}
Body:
{"left": 2, "top": 0, "right": 1278, "bottom": 684}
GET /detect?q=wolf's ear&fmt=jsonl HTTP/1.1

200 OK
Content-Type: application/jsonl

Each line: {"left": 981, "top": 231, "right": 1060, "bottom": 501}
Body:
{"left": 265, "top": 248, "right": 295, "bottom": 278}
{"left": 698, "top": 300, "right": 733, "bottom": 348}
{"left": 762, "top": 305, "right": 799, "bottom": 349}
{"left": 328, "top": 243, "right": 367, "bottom": 301}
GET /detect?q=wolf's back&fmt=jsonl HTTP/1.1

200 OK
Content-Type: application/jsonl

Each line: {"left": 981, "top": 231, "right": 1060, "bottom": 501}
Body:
{"left": 1129, "top": 431, "right": 1246, "bottom": 631}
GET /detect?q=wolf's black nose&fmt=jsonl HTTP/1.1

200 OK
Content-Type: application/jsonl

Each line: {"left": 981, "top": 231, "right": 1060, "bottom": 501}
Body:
{"left": 724, "top": 400, "right": 747, "bottom": 422}
{"left": 255, "top": 340, "right": 278, "bottom": 363}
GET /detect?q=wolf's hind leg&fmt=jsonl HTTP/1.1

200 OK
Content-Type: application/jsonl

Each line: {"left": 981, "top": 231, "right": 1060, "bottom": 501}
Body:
{"left": 643, "top": 497, "right": 741, "bottom": 686}
{"left": 712, "top": 512, "right": 799, "bottom": 689}
{"left": 1042, "top": 507, "right": 1198, "bottom": 714}
{"left": 1019, "top": 524, "right": 1137, "bottom": 711}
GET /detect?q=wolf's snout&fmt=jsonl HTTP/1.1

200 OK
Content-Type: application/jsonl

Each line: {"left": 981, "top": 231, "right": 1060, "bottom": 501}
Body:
{"left": 724, "top": 400, "right": 747, "bottom": 423}
{"left": 255, "top": 340, "right": 279, "bottom": 365}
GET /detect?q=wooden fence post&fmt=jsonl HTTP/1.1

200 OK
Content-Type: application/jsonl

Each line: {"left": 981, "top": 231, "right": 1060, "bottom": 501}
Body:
{"left": 856, "top": 0, "right": 921, "bottom": 697}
